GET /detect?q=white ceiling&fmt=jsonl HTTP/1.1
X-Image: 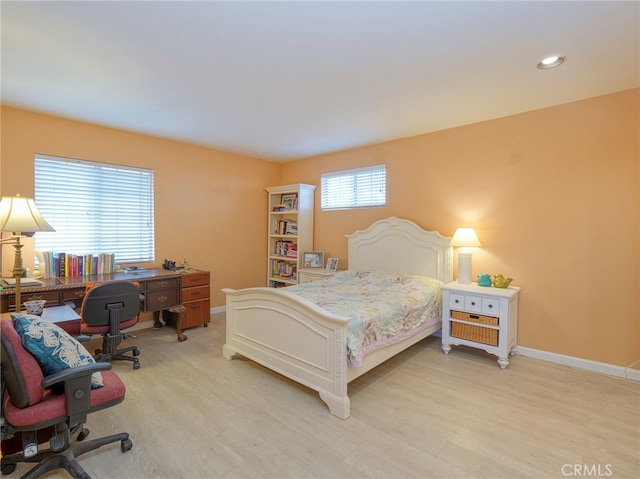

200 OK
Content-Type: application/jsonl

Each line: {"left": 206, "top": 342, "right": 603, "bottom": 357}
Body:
{"left": 2, "top": 1, "right": 638, "bottom": 162}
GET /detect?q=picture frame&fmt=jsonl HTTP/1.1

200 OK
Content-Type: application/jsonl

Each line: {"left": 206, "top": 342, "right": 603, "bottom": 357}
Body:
{"left": 303, "top": 251, "right": 324, "bottom": 268}
{"left": 326, "top": 258, "right": 339, "bottom": 271}
{"left": 281, "top": 193, "right": 297, "bottom": 210}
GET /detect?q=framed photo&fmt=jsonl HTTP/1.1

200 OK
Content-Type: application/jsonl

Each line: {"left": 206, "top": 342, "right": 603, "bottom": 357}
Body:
{"left": 326, "top": 258, "right": 339, "bottom": 271}
{"left": 303, "top": 251, "right": 324, "bottom": 268}
{"left": 281, "top": 193, "right": 297, "bottom": 210}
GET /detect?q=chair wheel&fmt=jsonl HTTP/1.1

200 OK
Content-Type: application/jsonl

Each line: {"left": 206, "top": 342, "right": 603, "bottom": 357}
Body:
{"left": 1, "top": 463, "right": 17, "bottom": 475}
{"left": 77, "top": 427, "right": 90, "bottom": 441}
{"left": 133, "top": 349, "right": 140, "bottom": 357}
{"left": 133, "top": 360, "right": 140, "bottom": 370}
{"left": 94, "top": 349, "right": 102, "bottom": 356}
{"left": 121, "top": 438, "right": 133, "bottom": 452}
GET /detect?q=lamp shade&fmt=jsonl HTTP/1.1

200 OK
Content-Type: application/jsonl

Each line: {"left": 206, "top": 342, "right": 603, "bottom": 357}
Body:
{"left": 450, "top": 228, "right": 481, "bottom": 247}
{"left": 0, "top": 196, "right": 55, "bottom": 234}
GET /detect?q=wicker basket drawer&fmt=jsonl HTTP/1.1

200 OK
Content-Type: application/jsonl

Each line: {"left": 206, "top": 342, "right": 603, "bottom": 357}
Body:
{"left": 451, "top": 322, "right": 498, "bottom": 346}
{"left": 450, "top": 310, "right": 499, "bottom": 346}
{"left": 451, "top": 310, "right": 499, "bottom": 326}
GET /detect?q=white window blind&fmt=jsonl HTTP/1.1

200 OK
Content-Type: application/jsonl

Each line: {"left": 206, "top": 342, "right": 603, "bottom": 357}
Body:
{"left": 34, "top": 154, "right": 155, "bottom": 263}
{"left": 321, "top": 164, "right": 386, "bottom": 210}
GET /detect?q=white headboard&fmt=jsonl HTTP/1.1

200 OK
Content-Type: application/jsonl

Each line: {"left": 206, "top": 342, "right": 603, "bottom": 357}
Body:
{"left": 346, "top": 216, "right": 452, "bottom": 283}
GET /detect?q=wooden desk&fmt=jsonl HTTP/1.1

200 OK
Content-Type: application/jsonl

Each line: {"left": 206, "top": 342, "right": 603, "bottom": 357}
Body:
{"left": 0, "top": 269, "right": 189, "bottom": 340}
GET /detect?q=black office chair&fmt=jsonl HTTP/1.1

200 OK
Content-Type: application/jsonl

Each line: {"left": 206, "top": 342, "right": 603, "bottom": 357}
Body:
{"left": 80, "top": 281, "right": 141, "bottom": 369}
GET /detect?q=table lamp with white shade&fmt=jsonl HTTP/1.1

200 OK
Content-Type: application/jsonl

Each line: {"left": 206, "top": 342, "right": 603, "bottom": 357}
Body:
{"left": 0, "top": 195, "right": 55, "bottom": 312}
{"left": 450, "top": 227, "right": 481, "bottom": 285}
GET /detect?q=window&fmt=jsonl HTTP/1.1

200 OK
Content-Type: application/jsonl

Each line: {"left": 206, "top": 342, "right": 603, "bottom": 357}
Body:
{"left": 321, "top": 164, "right": 386, "bottom": 210}
{"left": 34, "top": 154, "right": 154, "bottom": 263}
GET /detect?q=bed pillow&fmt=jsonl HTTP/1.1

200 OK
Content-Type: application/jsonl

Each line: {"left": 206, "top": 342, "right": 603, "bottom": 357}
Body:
{"left": 11, "top": 313, "right": 103, "bottom": 389}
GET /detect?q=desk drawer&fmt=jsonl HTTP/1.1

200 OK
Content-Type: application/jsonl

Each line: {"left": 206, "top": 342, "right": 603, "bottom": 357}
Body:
{"left": 146, "top": 278, "right": 180, "bottom": 292}
{"left": 13, "top": 291, "right": 60, "bottom": 309}
{"left": 183, "top": 298, "right": 211, "bottom": 329}
{"left": 183, "top": 285, "right": 209, "bottom": 302}
{"left": 63, "top": 287, "right": 88, "bottom": 301}
{"left": 146, "top": 288, "right": 180, "bottom": 311}
{"left": 182, "top": 272, "right": 210, "bottom": 288}
{"left": 61, "top": 287, "right": 88, "bottom": 309}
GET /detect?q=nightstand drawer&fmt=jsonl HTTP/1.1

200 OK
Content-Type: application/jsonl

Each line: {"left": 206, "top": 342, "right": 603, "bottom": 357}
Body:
{"left": 449, "top": 293, "right": 500, "bottom": 315}
{"left": 449, "top": 293, "right": 482, "bottom": 313}
{"left": 449, "top": 293, "right": 466, "bottom": 309}
{"left": 482, "top": 297, "right": 500, "bottom": 315}
{"left": 449, "top": 293, "right": 482, "bottom": 312}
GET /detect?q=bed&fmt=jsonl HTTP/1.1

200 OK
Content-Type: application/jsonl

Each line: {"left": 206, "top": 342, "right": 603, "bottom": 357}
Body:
{"left": 222, "top": 216, "right": 452, "bottom": 419}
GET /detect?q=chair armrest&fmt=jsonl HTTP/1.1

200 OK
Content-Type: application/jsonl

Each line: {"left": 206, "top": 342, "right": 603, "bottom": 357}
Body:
{"left": 42, "top": 362, "right": 113, "bottom": 429}
{"left": 41, "top": 361, "right": 112, "bottom": 388}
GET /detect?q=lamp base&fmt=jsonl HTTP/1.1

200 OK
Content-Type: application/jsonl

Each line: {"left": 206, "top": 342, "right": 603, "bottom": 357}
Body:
{"left": 457, "top": 251, "right": 472, "bottom": 284}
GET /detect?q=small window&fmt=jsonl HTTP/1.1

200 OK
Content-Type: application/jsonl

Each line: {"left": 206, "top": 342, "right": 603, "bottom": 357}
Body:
{"left": 321, "top": 164, "right": 386, "bottom": 210}
{"left": 34, "top": 154, "right": 155, "bottom": 263}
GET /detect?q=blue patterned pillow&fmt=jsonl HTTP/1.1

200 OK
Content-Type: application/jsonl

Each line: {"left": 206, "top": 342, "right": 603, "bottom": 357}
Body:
{"left": 11, "top": 313, "right": 103, "bottom": 389}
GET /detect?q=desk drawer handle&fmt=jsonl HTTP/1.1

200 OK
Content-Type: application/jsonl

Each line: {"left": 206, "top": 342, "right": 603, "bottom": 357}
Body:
{"left": 25, "top": 294, "right": 45, "bottom": 301}
{"left": 157, "top": 295, "right": 168, "bottom": 303}
{"left": 74, "top": 291, "right": 85, "bottom": 298}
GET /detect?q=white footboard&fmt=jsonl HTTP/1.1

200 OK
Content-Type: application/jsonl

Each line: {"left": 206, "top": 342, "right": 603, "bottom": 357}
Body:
{"left": 222, "top": 287, "right": 352, "bottom": 420}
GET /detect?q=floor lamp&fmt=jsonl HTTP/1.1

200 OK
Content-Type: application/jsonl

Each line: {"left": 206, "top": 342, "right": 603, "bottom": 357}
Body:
{"left": 450, "top": 227, "right": 481, "bottom": 285}
{"left": 0, "top": 195, "right": 55, "bottom": 312}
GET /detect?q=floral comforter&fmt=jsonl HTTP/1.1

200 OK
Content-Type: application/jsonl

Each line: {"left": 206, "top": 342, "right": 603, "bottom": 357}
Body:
{"left": 287, "top": 270, "right": 443, "bottom": 367}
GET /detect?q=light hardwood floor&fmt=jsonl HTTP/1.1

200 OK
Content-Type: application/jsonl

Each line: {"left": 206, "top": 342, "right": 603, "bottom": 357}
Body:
{"left": 10, "top": 312, "right": 640, "bottom": 479}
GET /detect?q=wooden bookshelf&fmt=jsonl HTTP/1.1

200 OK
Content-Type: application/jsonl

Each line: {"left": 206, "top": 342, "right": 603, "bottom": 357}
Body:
{"left": 265, "top": 184, "right": 316, "bottom": 287}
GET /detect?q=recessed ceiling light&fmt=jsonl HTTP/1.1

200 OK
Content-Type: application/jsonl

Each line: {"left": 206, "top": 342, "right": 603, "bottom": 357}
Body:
{"left": 537, "top": 55, "right": 566, "bottom": 70}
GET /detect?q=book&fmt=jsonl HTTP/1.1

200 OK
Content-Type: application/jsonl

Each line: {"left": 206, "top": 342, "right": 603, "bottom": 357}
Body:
{"left": 122, "top": 266, "right": 147, "bottom": 273}
{"left": 2, "top": 278, "right": 44, "bottom": 287}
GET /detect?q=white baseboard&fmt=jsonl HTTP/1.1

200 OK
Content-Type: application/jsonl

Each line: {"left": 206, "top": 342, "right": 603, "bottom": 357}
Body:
{"left": 111, "top": 306, "right": 225, "bottom": 333}
{"left": 182, "top": 307, "right": 640, "bottom": 382}
{"left": 515, "top": 346, "right": 640, "bottom": 382}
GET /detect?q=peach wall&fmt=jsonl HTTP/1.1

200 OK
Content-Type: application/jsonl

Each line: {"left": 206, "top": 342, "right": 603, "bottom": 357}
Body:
{"left": 281, "top": 89, "right": 639, "bottom": 368}
{"left": 2, "top": 90, "right": 638, "bottom": 368}
{"left": 0, "top": 106, "right": 281, "bottom": 313}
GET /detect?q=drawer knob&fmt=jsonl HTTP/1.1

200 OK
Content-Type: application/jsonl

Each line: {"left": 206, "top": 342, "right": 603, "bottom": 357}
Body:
{"left": 488, "top": 304, "right": 493, "bottom": 309}
{"left": 454, "top": 299, "right": 460, "bottom": 304}
{"left": 471, "top": 301, "right": 476, "bottom": 306}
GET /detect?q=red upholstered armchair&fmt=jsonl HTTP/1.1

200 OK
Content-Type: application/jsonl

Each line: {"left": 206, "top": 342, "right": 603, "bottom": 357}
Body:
{"left": 80, "top": 280, "right": 141, "bottom": 370}
{"left": 0, "top": 318, "right": 132, "bottom": 478}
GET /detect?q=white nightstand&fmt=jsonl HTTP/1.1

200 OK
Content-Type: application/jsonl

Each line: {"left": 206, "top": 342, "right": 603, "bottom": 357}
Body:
{"left": 441, "top": 281, "right": 520, "bottom": 369}
{"left": 298, "top": 268, "right": 339, "bottom": 284}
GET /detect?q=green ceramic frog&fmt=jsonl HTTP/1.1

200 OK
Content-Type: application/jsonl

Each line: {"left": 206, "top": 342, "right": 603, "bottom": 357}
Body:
{"left": 492, "top": 274, "right": 513, "bottom": 288}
